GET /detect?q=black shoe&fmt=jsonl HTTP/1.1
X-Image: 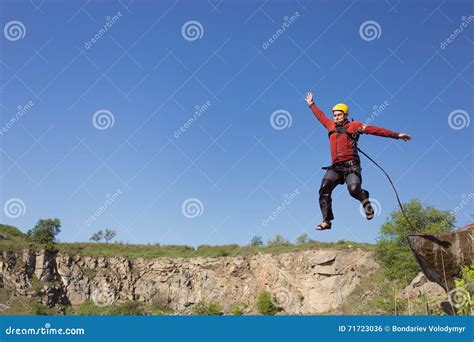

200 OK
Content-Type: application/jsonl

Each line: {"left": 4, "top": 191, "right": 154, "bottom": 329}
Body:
{"left": 362, "top": 199, "right": 374, "bottom": 220}
{"left": 316, "top": 221, "right": 332, "bottom": 230}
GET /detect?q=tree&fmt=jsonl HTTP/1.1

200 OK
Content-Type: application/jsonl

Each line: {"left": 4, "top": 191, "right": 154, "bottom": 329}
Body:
{"left": 26, "top": 218, "right": 61, "bottom": 244}
{"left": 295, "top": 233, "right": 309, "bottom": 245}
{"left": 104, "top": 229, "right": 117, "bottom": 243}
{"left": 374, "top": 199, "right": 454, "bottom": 282}
{"left": 250, "top": 235, "right": 263, "bottom": 247}
{"left": 267, "top": 234, "right": 289, "bottom": 247}
{"left": 90, "top": 230, "right": 104, "bottom": 242}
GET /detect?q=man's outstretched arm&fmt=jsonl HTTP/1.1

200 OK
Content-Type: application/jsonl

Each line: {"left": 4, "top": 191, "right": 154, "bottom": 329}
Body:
{"left": 305, "top": 91, "right": 332, "bottom": 129}
{"left": 359, "top": 123, "right": 412, "bottom": 141}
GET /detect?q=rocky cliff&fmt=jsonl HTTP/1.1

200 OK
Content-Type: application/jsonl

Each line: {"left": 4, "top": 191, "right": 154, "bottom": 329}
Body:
{"left": 0, "top": 248, "right": 378, "bottom": 314}
{"left": 407, "top": 224, "right": 473, "bottom": 291}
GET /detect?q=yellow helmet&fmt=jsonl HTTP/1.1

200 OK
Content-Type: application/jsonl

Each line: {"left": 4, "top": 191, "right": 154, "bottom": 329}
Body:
{"left": 332, "top": 103, "right": 349, "bottom": 114}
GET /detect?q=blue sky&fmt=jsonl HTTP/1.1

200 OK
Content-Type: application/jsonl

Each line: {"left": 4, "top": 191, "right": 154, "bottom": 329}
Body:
{"left": 0, "top": 0, "right": 473, "bottom": 246}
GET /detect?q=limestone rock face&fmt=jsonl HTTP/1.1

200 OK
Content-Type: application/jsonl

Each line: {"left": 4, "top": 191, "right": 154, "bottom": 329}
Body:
{"left": 407, "top": 224, "right": 473, "bottom": 291}
{"left": 0, "top": 248, "right": 378, "bottom": 314}
{"left": 399, "top": 272, "right": 449, "bottom": 314}
{"left": 400, "top": 272, "right": 446, "bottom": 298}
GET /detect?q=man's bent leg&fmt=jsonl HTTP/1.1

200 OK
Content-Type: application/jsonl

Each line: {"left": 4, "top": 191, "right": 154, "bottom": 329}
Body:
{"left": 345, "top": 173, "right": 369, "bottom": 202}
{"left": 346, "top": 172, "right": 374, "bottom": 219}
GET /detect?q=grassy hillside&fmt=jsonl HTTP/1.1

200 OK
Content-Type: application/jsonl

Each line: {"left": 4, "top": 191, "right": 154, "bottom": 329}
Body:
{"left": 0, "top": 224, "right": 374, "bottom": 259}
{"left": 0, "top": 224, "right": 35, "bottom": 252}
{"left": 0, "top": 224, "right": 25, "bottom": 240}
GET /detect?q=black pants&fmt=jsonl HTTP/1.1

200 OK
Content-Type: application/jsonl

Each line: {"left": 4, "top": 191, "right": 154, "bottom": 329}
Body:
{"left": 318, "top": 166, "right": 369, "bottom": 222}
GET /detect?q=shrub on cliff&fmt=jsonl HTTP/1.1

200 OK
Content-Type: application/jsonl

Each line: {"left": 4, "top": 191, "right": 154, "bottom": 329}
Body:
{"left": 374, "top": 199, "right": 454, "bottom": 282}
{"left": 192, "top": 301, "right": 222, "bottom": 315}
{"left": 256, "top": 291, "right": 281, "bottom": 315}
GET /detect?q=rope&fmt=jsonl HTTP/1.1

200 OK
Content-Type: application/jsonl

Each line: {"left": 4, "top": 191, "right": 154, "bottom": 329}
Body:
{"left": 357, "top": 147, "right": 417, "bottom": 231}
{"left": 357, "top": 148, "right": 459, "bottom": 314}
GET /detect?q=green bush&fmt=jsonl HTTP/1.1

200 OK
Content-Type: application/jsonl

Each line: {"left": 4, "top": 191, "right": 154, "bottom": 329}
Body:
{"left": 192, "top": 301, "right": 222, "bottom": 315}
{"left": 453, "top": 264, "right": 474, "bottom": 315}
{"left": 374, "top": 199, "right": 454, "bottom": 282}
{"left": 26, "top": 218, "right": 61, "bottom": 244}
{"left": 267, "top": 234, "right": 289, "bottom": 247}
{"left": 31, "top": 302, "right": 53, "bottom": 315}
{"left": 230, "top": 303, "right": 246, "bottom": 316}
{"left": 256, "top": 291, "right": 281, "bottom": 315}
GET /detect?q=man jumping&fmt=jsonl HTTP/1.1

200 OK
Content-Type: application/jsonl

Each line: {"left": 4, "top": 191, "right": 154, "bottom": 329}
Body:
{"left": 305, "top": 91, "right": 412, "bottom": 231}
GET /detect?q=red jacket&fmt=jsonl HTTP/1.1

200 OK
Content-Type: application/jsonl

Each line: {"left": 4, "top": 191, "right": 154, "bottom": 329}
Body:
{"left": 309, "top": 103, "right": 400, "bottom": 164}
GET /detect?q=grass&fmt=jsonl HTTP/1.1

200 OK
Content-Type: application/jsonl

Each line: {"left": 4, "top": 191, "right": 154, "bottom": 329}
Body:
{"left": 0, "top": 224, "right": 39, "bottom": 252}
{"left": 0, "top": 288, "right": 57, "bottom": 316}
{"left": 70, "top": 300, "right": 173, "bottom": 316}
{"left": 0, "top": 224, "right": 374, "bottom": 259}
{"left": 338, "top": 267, "right": 449, "bottom": 316}
{"left": 0, "top": 295, "right": 174, "bottom": 316}
{"left": 339, "top": 268, "right": 402, "bottom": 315}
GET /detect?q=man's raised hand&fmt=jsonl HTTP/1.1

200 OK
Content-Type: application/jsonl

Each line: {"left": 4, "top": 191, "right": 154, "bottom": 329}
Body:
{"left": 305, "top": 92, "right": 314, "bottom": 106}
{"left": 398, "top": 133, "right": 412, "bottom": 141}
